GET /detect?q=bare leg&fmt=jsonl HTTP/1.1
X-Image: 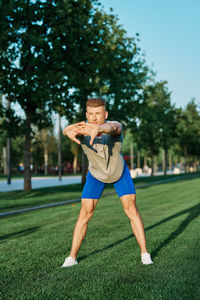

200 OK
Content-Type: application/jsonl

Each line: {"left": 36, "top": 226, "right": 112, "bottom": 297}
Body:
{"left": 120, "top": 194, "right": 147, "bottom": 254}
{"left": 70, "top": 198, "right": 98, "bottom": 259}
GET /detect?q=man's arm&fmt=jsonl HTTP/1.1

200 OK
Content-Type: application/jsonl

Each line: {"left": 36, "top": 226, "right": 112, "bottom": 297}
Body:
{"left": 75, "top": 121, "right": 122, "bottom": 145}
{"left": 63, "top": 121, "right": 85, "bottom": 144}
{"left": 99, "top": 121, "right": 122, "bottom": 136}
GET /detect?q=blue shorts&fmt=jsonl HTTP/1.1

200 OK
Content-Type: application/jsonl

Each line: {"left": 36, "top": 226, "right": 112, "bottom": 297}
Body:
{"left": 82, "top": 163, "right": 136, "bottom": 199}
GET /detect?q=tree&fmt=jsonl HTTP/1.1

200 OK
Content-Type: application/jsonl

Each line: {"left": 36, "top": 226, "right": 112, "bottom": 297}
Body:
{"left": 176, "top": 99, "right": 200, "bottom": 172}
{"left": 32, "top": 126, "right": 56, "bottom": 174}
{"left": 0, "top": 0, "right": 100, "bottom": 189}
{"left": 59, "top": 7, "right": 148, "bottom": 182}
{"left": 0, "top": 0, "right": 61, "bottom": 189}
{"left": 0, "top": 0, "right": 148, "bottom": 188}
{"left": 130, "top": 81, "right": 176, "bottom": 176}
{"left": 65, "top": 8, "right": 148, "bottom": 123}
{"left": 155, "top": 83, "right": 177, "bottom": 175}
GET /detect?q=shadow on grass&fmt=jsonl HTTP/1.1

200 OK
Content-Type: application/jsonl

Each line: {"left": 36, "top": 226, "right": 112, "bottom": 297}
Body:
{"left": 78, "top": 203, "right": 200, "bottom": 262}
{"left": 0, "top": 226, "right": 40, "bottom": 243}
{"left": 150, "top": 203, "right": 200, "bottom": 259}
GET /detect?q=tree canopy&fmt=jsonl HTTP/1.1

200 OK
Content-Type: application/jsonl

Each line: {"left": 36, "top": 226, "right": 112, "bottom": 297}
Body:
{"left": 0, "top": 0, "right": 148, "bottom": 189}
{"left": 175, "top": 99, "right": 200, "bottom": 170}
{"left": 129, "top": 81, "right": 177, "bottom": 175}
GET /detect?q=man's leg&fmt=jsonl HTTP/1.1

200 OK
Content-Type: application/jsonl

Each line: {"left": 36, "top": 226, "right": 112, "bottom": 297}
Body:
{"left": 61, "top": 198, "right": 98, "bottom": 267}
{"left": 120, "top": 194, "right": 147, "bottom": 254}
{"left": 70, "top": 198, "right": 98, "bottom": 259}
{"left": 61, "top": 171, "right": 106, "bottom": 267}
{"left": 113, "top": 164, "right": 153, "bottom": 264}
{"left": 120, "top": 194, "right": 153, "bottom": 264}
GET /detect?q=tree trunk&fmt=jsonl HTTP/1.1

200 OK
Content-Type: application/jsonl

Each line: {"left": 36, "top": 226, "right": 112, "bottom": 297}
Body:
{"left": 73, "top": 152, "right": 78, "bottom": 174}
{"left": 44, "top": 148, "right": 48, "bottom": 175}
{"left": 143, "top": 156, "right": 147, "bottom": 168}
{"left": 168, "top": 150, "right": 172, "bottom": 171}
{"left": 6, "top": 99, "right": 11, "bottom": 184}
{"left": 130, "top": 142, "right": 134, "bottom": 169}
{"left": 151, "top": 156, "right": 154, "bottom": 176}
{"left": 162, "top": 149, "right": 165, "bottom": 174}
{"left": 41, "top": 129, "right": 48, "bottom": 175}
{"left": 24, "top": 115, "right": 32, "bottom": 191}
{"left": 137, "top": 151, "right": 140, "bottom": 168}
{"left": 184, "top": 145, "right": 187, "bottom": 173}
{"left": 151, "top": 155, "right": 157, "bottom": 176}
{"left": 193, "top": 160, "right": 197, "bottom": 172}
{"left": 7, "top": 137, "right": 11, "bottom": 184}
{"left": 3, "top": 147, "right": 7, "bottom": 175}
{"left": 81, "top": 151, "right": 88, "bottom": 184}
{"left": 163, "top": 149, "right": 167, "bottom": 176}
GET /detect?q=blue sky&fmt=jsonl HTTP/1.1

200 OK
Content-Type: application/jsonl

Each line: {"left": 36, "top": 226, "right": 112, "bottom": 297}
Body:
{"left": 100, "top": 0, "right": 200, "bottom": 108}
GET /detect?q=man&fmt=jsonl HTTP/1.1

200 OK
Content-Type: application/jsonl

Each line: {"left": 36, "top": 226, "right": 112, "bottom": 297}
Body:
{"left": 62, "top": 98, "right": 153, "bottom": 267}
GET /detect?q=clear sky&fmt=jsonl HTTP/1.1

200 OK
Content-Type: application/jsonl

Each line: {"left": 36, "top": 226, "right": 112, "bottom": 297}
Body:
{"left": 100, "top": 0, "right": 200, "bottom": 108}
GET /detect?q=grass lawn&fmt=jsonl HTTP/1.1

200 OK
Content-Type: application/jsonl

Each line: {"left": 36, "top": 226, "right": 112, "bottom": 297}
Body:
{"left": 0, "top": 177, "right": 200, "bottom": 299}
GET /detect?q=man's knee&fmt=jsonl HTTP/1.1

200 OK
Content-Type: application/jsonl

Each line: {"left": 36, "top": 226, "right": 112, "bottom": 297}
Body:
{"left": 121, "top": 194, "right": 138, "bottom": 218}
{"left": 121, "top": 194, "right": 136, "bottom": 208}
{"left": 79, "top": 207, "right": 94, "bottom": 222}
{"left": 79, "top": 199, "right": 97, "bottom": 222}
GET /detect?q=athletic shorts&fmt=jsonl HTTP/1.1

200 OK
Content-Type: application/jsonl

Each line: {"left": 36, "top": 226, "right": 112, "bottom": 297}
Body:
{"left": 82, "top": 163, "right": 136, "bottom": 199}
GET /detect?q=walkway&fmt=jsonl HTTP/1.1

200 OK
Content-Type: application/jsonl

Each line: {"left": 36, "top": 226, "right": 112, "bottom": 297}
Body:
{"left": 0, "top": 176, "right": 82, "bottom": 193}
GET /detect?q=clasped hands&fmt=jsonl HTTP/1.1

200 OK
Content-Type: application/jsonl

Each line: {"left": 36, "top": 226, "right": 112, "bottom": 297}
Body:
{"left": 63, "top": 121, "right": 99, "bottom": 145}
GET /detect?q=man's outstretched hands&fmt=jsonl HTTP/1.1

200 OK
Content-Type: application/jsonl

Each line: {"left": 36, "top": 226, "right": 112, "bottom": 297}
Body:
{"left": 63, "top": 121, "right": 85, "bottom": 145}
{"left": 63, "top": 121, "right": 121, "bottom": 145}
{"left": 75, "top": 123, "right": 99, "bottom": 145}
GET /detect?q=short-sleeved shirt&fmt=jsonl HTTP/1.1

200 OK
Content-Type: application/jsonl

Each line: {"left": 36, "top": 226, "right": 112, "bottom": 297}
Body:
{"left": 79, "top": 124, "right": 124, "bottom": 183}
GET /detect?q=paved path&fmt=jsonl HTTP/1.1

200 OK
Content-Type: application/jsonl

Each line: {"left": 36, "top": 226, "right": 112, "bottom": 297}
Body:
{"left": 0, "top": 176, "right": 82, "bottom": 193}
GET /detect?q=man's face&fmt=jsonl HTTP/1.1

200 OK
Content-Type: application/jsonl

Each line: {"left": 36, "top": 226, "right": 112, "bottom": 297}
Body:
{"left": 86, "top": 106, "right": 108, "bottom": 125}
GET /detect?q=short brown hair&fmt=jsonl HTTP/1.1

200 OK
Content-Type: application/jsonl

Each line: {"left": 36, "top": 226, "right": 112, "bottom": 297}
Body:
{"left": 86, "top": 98, "right": 105, "bottom": 108}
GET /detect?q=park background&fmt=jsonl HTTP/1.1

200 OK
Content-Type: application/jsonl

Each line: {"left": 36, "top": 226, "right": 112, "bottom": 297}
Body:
{"left": 1, "top": 0, "right": 200, "bottom": 191}
{"left": 0, "top": 1, "right": 199, "bottom": 299}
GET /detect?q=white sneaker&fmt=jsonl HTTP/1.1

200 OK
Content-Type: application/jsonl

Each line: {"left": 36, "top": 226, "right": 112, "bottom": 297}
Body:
{"left": 141, "top": 253, "right": 153, "bottom": 265}
{"left": 61, "top": 256, "right": 78, "bottom": 268}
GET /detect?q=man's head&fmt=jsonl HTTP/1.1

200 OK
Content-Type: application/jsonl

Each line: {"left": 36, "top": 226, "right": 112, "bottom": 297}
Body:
{"left": 86, "top": 98, "right": 108, "bottom": 125}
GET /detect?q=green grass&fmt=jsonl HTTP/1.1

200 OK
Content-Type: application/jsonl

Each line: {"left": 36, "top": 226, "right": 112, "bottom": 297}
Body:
{"left": 0, "top": 172, "right": 199, "bottom": 213}
{"left": 0, "top": 177, "right": 200, "bottom": 299}
{"left": 0, "top": 184, "right": 85, "bottom": 213}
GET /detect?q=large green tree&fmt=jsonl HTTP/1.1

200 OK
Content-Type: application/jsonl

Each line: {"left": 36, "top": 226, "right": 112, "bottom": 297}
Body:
{"left": 66, "top": 8, "right": 148, "bottom": 122}
{"left": 59, "top": 7, "right": 148, "bottom": 182}
{"left": 0, "top": 0, "right": 148, "bottom": 189}
{"left": 130, "top": 81, "right": 176, "bottom": 176}
{"left": 0, "top": 0, "right": 68, "bottom": 189}
{"left": 176, "top": 99, "right": 200, "bottom": 171}
{"left": 0, "top": 0, "right": 102, "bottom": 189}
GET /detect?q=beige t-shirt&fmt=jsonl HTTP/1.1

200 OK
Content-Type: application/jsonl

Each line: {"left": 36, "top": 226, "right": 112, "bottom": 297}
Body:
{"left": 80, "top": 128, "right": 124, "bottom": 183}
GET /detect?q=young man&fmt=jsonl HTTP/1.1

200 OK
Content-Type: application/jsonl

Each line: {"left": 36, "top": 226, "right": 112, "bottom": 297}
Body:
{"left": 62, "top": 98, "right": 153, "bottom": 267}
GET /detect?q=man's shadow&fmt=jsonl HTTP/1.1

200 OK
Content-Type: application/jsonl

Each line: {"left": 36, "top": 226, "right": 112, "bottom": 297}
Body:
{"left": 79, "top": 203, "right": 200, "bottom": 261}
{"left": 0, "top": 226, "right": 40, "bottom": 243}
